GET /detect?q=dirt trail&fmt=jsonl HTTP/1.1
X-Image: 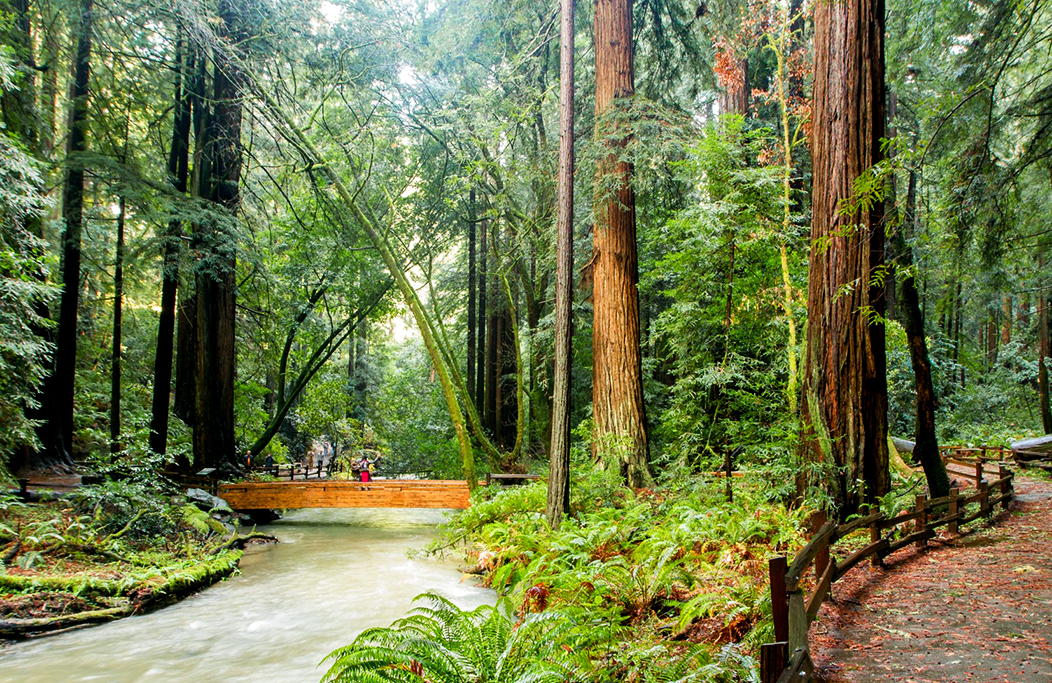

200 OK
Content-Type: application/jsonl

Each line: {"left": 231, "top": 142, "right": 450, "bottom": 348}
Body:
{"left": 811, "top": 476, "right": 1052, "bottom": 682}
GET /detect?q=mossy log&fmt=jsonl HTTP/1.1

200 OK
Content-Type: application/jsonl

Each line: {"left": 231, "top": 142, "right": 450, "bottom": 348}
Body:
{"left": 0, "top": 550, "right": 243, "bottom": 638}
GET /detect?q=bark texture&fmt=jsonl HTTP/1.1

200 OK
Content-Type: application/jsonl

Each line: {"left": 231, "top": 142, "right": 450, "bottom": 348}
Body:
{"left": 592, "top": 0, "right": 651, "bottom": 487}
{"left": 801, "top": 0, "right": 889, "bottom": 517}
{"left": 1039, "top": 249, "right": 1051, "bottom": 433}
{"left": 467, "top": 190, "right": 477, "bottom": 406}
{"left": 149, "top": 38, "right": 192, "bottom": 456}
{"left": 50, "top": 0, "right": 94, "bottom": 462}
{"left": 547, "top": 0, "right": 575, "bottom": 528}
{"left": 193, "top": 0, "right": 243, "bottom": 470}
{"left": 895, "top": 171, "right": 949, "bottom": 497}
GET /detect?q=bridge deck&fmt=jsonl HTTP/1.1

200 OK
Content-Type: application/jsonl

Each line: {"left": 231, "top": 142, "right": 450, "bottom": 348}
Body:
{"left": 217, "top": 479, "right": 473, "bottom": 510}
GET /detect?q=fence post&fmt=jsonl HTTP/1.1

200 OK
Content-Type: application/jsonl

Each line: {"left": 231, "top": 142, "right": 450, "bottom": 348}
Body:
{"left": 869, "top": 517, "right": 882, "bottom": 567}
{"left": 769, "top": 556, "right": 789, "bottom": 644}
{"left": 998, "top": 464, "right": 1011, "bottom": 510}
{"left": 811, "top": 510, "right": 829, "bottom": 580}
{"left": 980, "top": 480, "right": 991, "bottom": 520}
{"left": 787, "top": 589, "right": 808, "bottom": 654}
{"left": 974, "top": 461, "right": 983, "bottom": 486}
{"left": 759, "top": 642, "right": 788, "bottom": 683}
{"left": 948, "top": 487, "right": 959, "bottom": 535}
{"left": 915, "top": 494, "right": 928, "bottom": 549}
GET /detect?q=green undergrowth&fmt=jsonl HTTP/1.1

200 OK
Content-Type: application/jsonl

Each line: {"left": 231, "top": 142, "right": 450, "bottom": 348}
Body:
{"left": 415, "top": 468, "right": 813, "bottom": 682}
{"left": 0, "top": 481, "right": 246, "bottom": 636}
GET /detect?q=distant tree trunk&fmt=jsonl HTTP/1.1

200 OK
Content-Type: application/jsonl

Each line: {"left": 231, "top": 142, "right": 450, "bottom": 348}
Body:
{"left": 149, "top": 36, "right": 192, "bottom": 456}
{"left": 193, "top": 0, "right": 243, "bottom": 471}
{"left": 497, "top": 284, "right": 518, "bottom": 451}
{"left": 1002, "top": 295, "right": 1012, "bottom": 346}
{"left": 174, "top": 293, "right": 197, "bottom": 429}
{"left": 467, "top": 189, "right": 477, "bottom": 406}
{"left": 895, "top": 171, "right": 949, "bottom": 497}
{"left": 592, "top": 0, "right": 651, "bottom": 487}
{"left": 718, "top": 55, "right": 749, "bottom": 118}
{"left": 110, "top": 193, "right": 126, "bottom": 454}
{"left": 485, "top": 236, "right": 499, "bottom": 435}
{"left": 548, "top": 0, "right": 575, "bottom": 528}
{"left": 1039, "top": 248, "right": 1051, "bottom": 433}
{"left": 353, "top": 317, "right": 367, "bottom": 422}
{"left": 50, "top": 0, "right": 94, "bottom": 462}
{"left": 801, "top": 0, "right": 889, "bottom": 518}
{"left": 174, "top": 44, "right": 208, "bottom": 436}
{"left": 476, "top": 217, "right": 488, "bottom": 417}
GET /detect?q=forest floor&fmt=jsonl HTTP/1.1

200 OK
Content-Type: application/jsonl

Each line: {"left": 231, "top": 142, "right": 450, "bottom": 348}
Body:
{"left": 811, "top": 474, "right": 1052, "bottom": 683}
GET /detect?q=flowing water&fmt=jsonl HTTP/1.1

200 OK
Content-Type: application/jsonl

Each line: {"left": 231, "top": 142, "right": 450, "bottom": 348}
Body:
{"left": 0, "top": 508, "right": 495, "bottom": 683}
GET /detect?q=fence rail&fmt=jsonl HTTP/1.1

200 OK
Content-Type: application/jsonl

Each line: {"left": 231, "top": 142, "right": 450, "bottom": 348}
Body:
{"left": 759, "top": 456, "right": 1015, "bottom": 683}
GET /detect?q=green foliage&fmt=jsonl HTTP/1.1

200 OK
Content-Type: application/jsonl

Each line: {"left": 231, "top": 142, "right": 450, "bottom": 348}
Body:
{"left": 0, "top": 54, "right": 57, "bottom": 475}
{"left": 322, "top": 593, "right": 583, "bottom": 683}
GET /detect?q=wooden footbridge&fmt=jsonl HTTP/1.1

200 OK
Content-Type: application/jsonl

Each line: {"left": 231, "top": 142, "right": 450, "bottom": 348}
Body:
{"left": 217, "top": 479, "right": 475, "bottom": 510}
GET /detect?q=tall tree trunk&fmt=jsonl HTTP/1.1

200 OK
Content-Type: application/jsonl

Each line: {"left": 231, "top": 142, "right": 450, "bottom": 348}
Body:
{"left": 150, "top": 36, "right": 193, "bottom": 456}
{"left": 174, "top": 43, "right": 209, "bottom": 435}
{"left": 110, "top": 193, "right": 126, "bottom": 454}
{"left": 476, "top": 216, "right": 488, "bottom": 417}
{"left": 1002, "top": 295, "right": 1012, "bottom": 346}
{"left": 718, "top": 55, "right": 749, "bottom": 118}
{"left": 801, "top": 0, "right": 889, "bottom": 518}
{"left": 895, "top": 170, "right": 949, "bottom": 497}
{"left": 194, "top": 0, "right": 243, "bottom": 471}
{"left": 467, "top": 189, "right": 477, "bottom": 406}
{"left": 548, "top": 0, "right": 575, "bottom": 525}
{"left": 592, "top": 0, "right": 651, "bottom": 487}
{"left": 1039, "top": 248, "right": 1051, "bottom": 433}
{"left": 485, "top": 237, "right": 499, "bottom": 436}
{"left": 50, "top": 0, "right": 94, "bottom": 462}
{"left": 353, "top": 317, "right": 367, "bottom": 422}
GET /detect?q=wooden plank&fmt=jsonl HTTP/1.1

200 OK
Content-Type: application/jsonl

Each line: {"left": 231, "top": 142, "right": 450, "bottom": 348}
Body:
{"left": 834, "top": 538, "right": 888, "bottom": 581}
{"left": 775, "top": 648, "right": 814, "bottom": 683}
{"left": 770, "top": 556, "right": 789, "bottom": 643}
{"left": 787, "top": 590, "right": 808, "bottom": 654}
{"left": 760, "top": 642, "right": 789, "bottom": 683}
{"left": 835, "top": 511, "right": 883, "bottom": 538}
{"left": 806, "top": 558, "right": 836, "bottom": 622}
{"left": 217, "top": 480, "right": 474, "bottom": 510}
{"left": 882, "top": 529, "right": 936, "bottom": 556}
{"left": 875, "top": 510, "right": 923, "bottom": 531}
{"left": 786, "top": 522, "right": 836, "bottom": 591}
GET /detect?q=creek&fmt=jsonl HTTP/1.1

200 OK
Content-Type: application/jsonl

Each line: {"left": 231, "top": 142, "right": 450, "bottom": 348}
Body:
{"left": 0, "top": 508, "right": 494, "bottom": 683}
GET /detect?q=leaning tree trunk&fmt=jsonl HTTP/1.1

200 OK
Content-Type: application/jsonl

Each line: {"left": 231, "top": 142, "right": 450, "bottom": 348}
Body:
{"left": 150, "top": 35, "right": 193, "bottom": 456}
{"left": 801, "top": 0, "right": 889, "bottom": 519}
{"left": 467, "top": 189, "right": 477, "bottom": 406}
{"left": 476, "top": 215, "right": 488, "bottom": 417}
{"left": 547, "top": 0, "right": 576, "bottom": 528}
{"left": 50, "top": 0, "right": 94, "bottom": 462}
{"left": 895, "top": 171, "right": 950, "bottom": 497}
{"left": 592, "top": 0, "right": 651, "bottom": 488}
{"left": 1039, "top": 248, "right": 1051, "bottom": 433}
{"left": 193, "top": 0, "right": 243, "bottom": 471}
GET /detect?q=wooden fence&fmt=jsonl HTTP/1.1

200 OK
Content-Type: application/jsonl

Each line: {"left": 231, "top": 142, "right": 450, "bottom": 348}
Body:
{"left": 759, "top": 459, "right": 1015, "bottom": 683}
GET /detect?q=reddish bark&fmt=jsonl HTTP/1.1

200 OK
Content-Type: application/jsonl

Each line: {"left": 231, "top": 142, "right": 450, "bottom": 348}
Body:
{"left": 801, "top": 0, "right": 889, "bottom": 517}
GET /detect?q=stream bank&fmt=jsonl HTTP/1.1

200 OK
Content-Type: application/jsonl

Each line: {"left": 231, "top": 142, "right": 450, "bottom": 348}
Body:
{"left": 0, "top": 507, "right": 495, "bottom": 683}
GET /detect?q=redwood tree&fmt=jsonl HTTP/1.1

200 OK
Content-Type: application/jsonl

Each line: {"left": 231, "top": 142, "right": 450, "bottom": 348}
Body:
{"left": 193, "top": 0, "right": 244, "bottom": 471}
{"left": 149, "top": 35, "right": 193, "bottom": 456}
{"left": 801, "top": 0, "right": 890, "bottom": 517}
{"left": 49, "top": 0, "right": 94, "bottom": 462}
{"left": 547, "top": 0, "right": 575, "bottom": 527}
{"left": 592, "top": 0, "right": 650, "bottom": 487}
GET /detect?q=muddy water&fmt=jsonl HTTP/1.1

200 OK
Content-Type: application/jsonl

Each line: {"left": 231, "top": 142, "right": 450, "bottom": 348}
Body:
{"left": 0, "top": 508, "right": 494, "bottom": 683}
